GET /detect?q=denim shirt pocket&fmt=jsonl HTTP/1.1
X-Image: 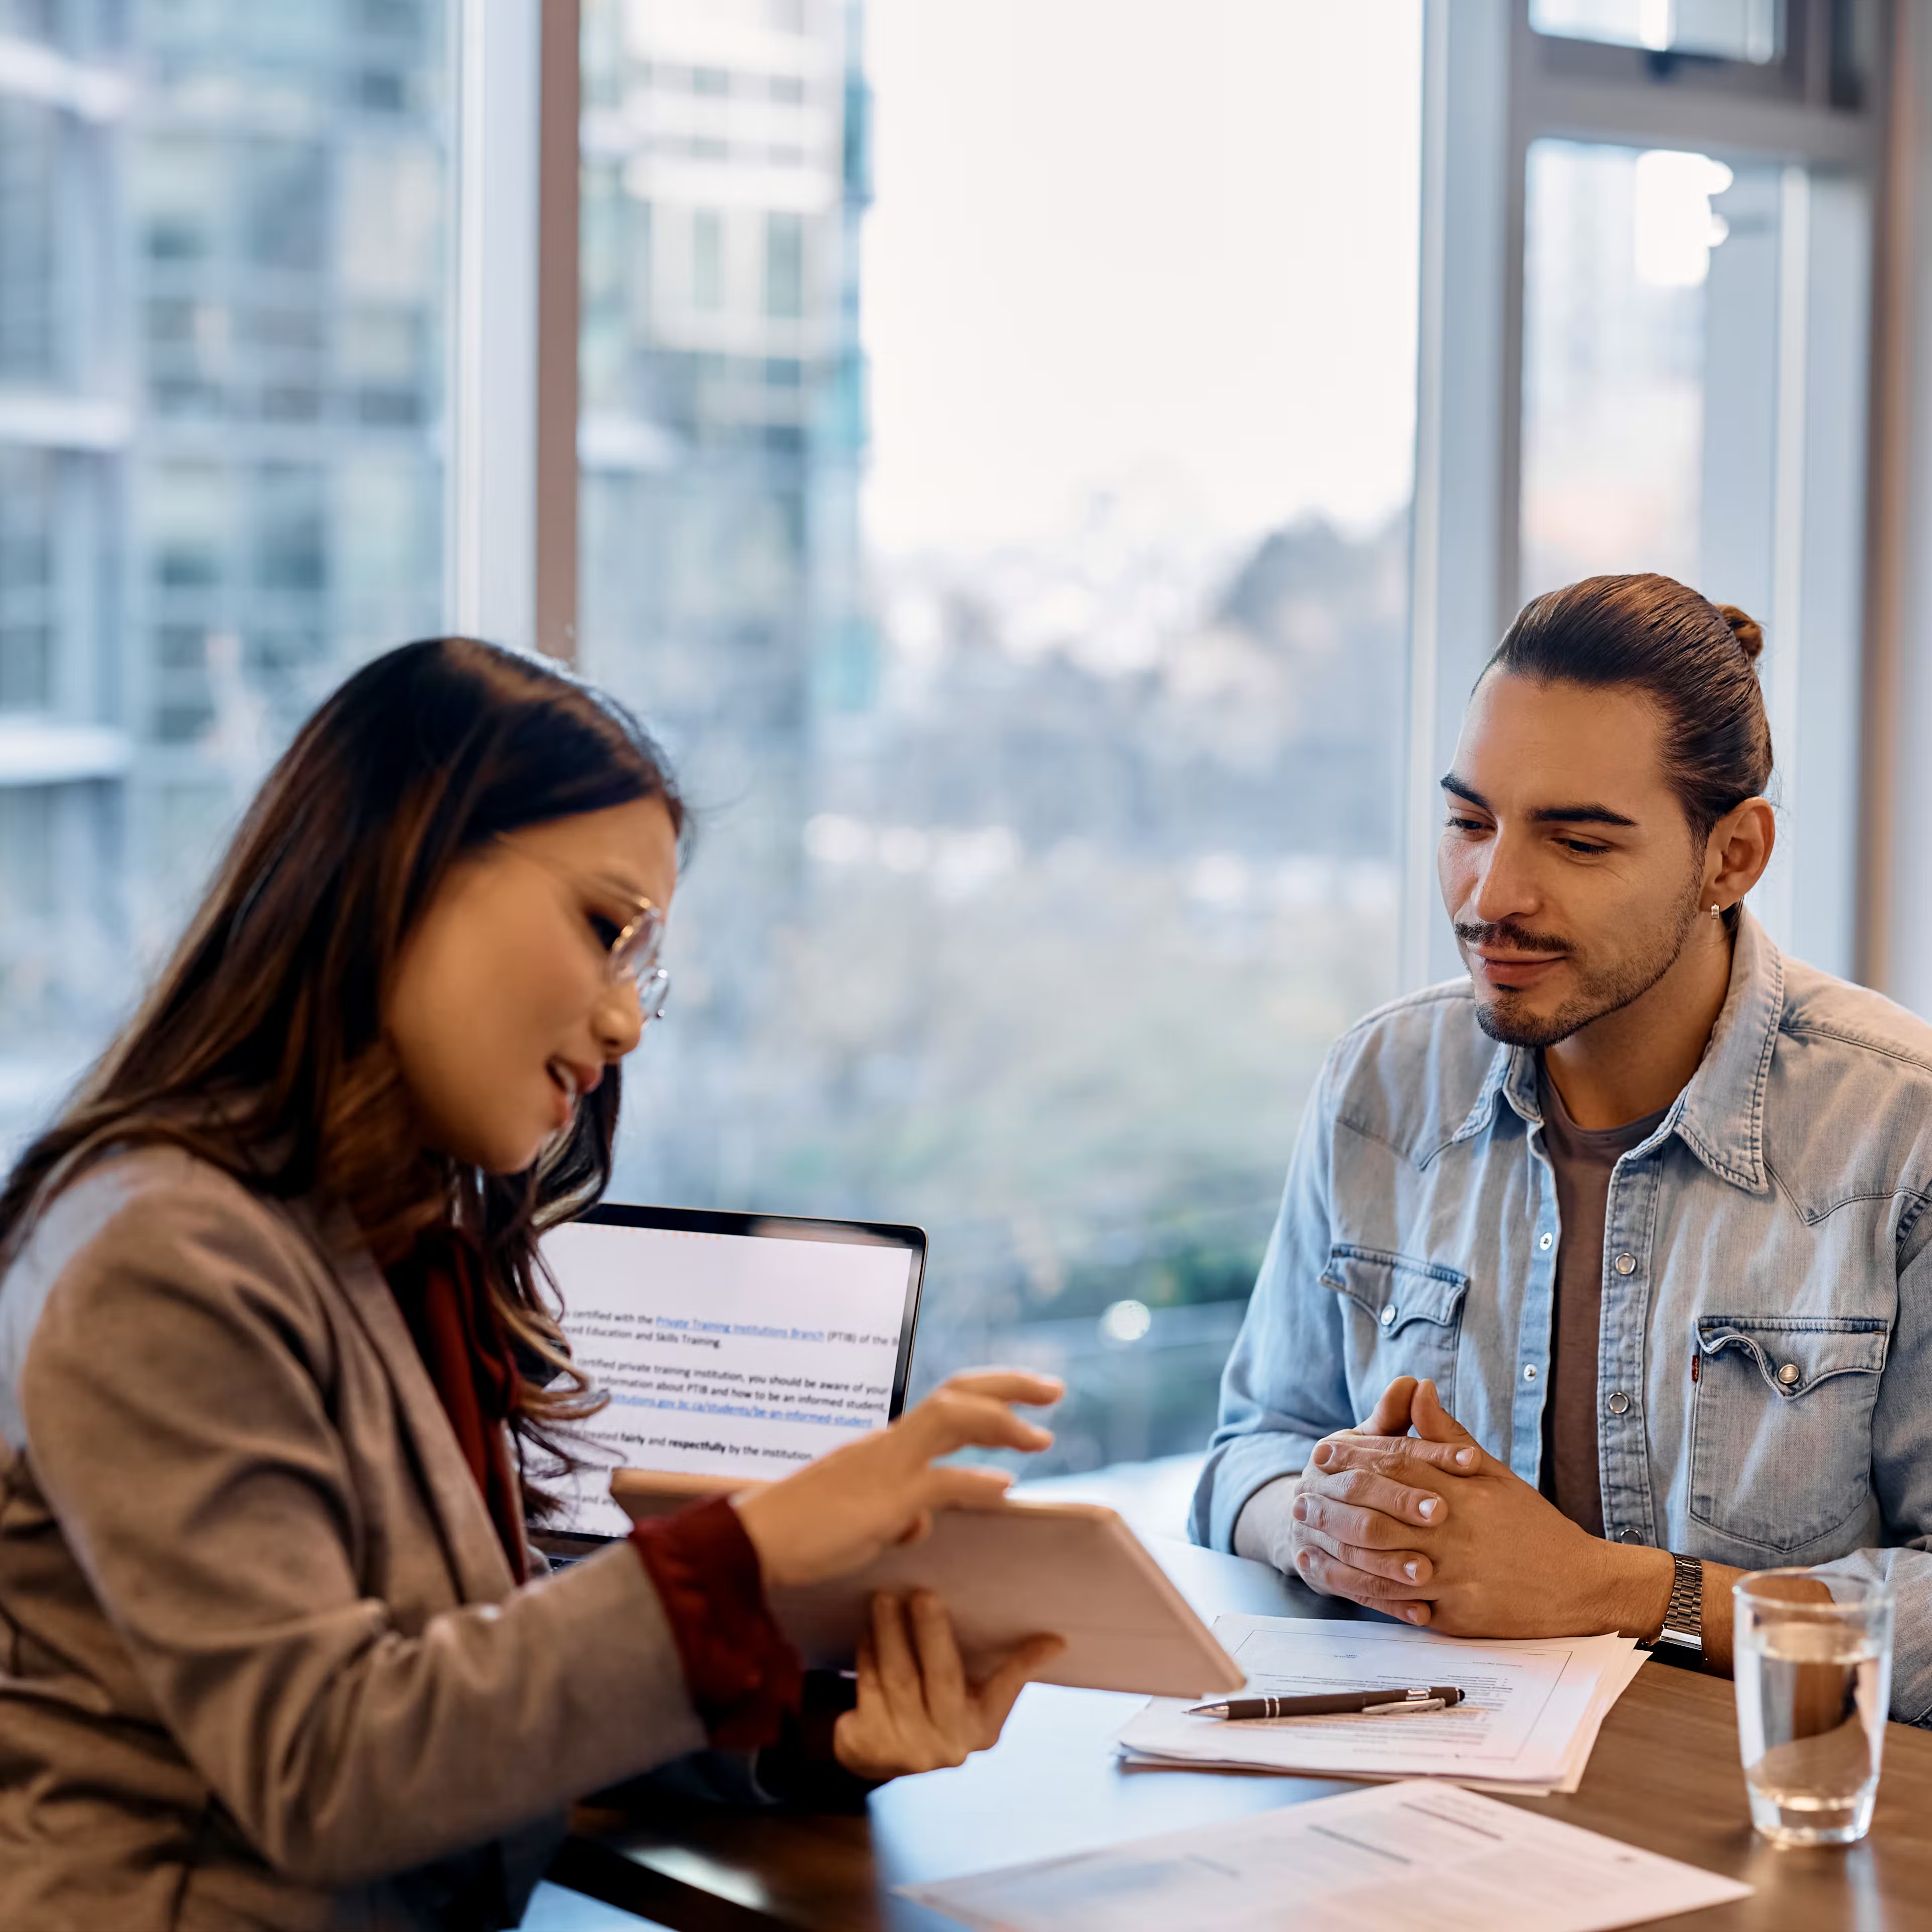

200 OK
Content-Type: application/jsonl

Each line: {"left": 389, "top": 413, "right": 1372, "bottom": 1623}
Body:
{"left": 1688, "top": 1315, "right": 1888, "bottom": 1556}
{"left": 1320, "top": 1244, "right": 1470, "bottom": 1416}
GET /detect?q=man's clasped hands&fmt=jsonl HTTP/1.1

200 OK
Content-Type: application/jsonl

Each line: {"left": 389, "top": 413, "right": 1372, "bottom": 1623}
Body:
{"left": 1266, "top": 1375, "right": 1658, "bottom": 1639}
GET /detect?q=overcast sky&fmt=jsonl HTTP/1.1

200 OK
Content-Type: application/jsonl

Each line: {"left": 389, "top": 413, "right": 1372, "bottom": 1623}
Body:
{"left": 860, "top": 0, "right": 1425, "bottom": 556}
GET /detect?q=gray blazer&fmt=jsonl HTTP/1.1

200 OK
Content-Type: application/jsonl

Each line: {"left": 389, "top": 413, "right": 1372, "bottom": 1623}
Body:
{"left": 0, "top": 1145, "right": 713, "bottom": 1930}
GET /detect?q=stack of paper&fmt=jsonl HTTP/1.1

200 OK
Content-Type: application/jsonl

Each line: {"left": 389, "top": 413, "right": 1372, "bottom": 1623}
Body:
{"left": 901, "top": 1779, "right": 1750, "bottom": 1932}
{"left": 1116, "top": 1613, "right": 1648, "bottom": 1796}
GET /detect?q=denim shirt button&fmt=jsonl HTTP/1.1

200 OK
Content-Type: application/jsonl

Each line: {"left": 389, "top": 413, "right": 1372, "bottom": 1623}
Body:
{"left": 1539, "top": 1232, "right": 1553, "bottom": 1251}
{"left": 1614, "top": 1253, "right": 1637, "bottom": 1276}
{"left": 1522, "top": 1363, "right": 1538, "bottom": 1382}
{"left": 1778, "top": 1362, "right": 1800, "bottom": 1387}
{"left": 1606, "top": 1390, "right": 1631, "bottom": 1415}
{"left": 1380, "top": 1305, "right": 1397, "bottom": 1328}
{"left": 1617, "top": 1528, "right": 1645, "bottom": 1545}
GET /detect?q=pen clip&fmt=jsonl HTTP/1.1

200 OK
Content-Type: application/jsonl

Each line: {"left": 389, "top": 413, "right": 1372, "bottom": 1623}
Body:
{"left": 1363, "top": 1696, "right": 1445, "bottom": 1716}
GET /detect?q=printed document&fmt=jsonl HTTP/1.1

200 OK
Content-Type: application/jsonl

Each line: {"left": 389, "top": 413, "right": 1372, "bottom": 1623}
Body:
{"left": 1117, "top": 1614, "right": 1646, "bottom": 1794}
{"left": 900, "top": 1779, "right": 1750, "bottom": 1932}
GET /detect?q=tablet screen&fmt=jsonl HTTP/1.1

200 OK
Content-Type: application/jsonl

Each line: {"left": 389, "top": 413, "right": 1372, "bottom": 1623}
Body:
{"left": 542, "top": 1207, "right": 924, "bottom": 1538}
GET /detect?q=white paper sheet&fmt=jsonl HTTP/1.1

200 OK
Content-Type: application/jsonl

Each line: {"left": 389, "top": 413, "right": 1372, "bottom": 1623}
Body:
{"left": 900, "top": 1779, "right": 1751, "bottom": 1932}
{"left": 1116, "top": 1614, "right": 1648, "bottom": 1793}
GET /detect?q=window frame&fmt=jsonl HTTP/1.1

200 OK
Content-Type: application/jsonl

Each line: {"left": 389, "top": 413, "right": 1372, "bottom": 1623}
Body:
{"left": 444, "top": 0, "right": 579, "bottom": 660}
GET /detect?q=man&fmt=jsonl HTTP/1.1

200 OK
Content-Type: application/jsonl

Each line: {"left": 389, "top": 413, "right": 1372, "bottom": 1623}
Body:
{"left": 1191, "top": 574, "right": 1932, "bottom": 1719}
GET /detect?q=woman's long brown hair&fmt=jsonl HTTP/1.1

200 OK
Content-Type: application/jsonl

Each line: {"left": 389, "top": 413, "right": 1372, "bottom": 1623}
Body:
{"left": 0, "top": 636, "right": 683, "bottom": 1510}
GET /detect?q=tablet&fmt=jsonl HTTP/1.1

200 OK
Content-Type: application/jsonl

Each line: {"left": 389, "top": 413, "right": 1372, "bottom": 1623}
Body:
{"left": 541, "top": 1203, "right": 925, "bottom": 1541}
{"left": 612, "top": 1472, "right": 1244, "bottom": 1699}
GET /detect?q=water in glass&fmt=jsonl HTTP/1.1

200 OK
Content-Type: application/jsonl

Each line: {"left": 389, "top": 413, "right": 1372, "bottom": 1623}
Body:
{"left": 1733, "top": 1572, "right": 1893, "bottom": 1847}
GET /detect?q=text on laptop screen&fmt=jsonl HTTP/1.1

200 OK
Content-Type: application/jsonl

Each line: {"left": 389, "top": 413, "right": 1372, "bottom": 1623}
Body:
{"left": 543, "top": 1219, "right": 915, "bottom": 1536}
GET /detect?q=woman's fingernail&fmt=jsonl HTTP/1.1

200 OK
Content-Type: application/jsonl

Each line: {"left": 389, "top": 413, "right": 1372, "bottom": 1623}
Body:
{"left": 1404, "top": 1560, "right": 1420, "bottom": 1581}
{"left": 1313, "top": 1442, "right": 1334, "bottom": 1466}
{"left": 1418, "top": 1497, "right": 1439, "bottom": 1519}
{"left": 1405, "top": 1606, "right": 1425, "bottom": 1624}
{"left": 1455, "top": 1447, "right": 1477, "bottom": 1468}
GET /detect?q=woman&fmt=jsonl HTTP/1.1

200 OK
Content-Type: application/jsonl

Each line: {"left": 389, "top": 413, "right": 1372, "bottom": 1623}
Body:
{"left": 0, "top": 637, "right": 1063, "bottom": 1930}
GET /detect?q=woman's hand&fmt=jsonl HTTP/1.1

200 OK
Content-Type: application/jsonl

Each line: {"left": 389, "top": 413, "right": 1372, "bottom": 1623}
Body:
{"left": 732, "top": 1371, "right": 1063, "bottom": 1592}
{"left": 833, "top": 1591, "right": 1064, "bottom": 1782}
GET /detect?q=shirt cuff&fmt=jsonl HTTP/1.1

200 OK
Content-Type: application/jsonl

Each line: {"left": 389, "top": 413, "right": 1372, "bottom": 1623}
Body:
{"left": 629, "top": 1496, "right": 803, "bottom": 1750}
{"left": 752, "top": 1669, "right": 882, "bottom": 1812}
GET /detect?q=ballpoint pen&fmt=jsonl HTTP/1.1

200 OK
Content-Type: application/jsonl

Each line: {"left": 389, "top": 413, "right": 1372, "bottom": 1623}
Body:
{"left": 1183, "top": 1685, "right": 1466, "bottom": 1720}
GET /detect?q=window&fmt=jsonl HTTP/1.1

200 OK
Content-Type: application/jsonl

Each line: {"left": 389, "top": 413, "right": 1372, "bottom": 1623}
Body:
{"left": 0, "top": 447, "right": 55, "bottom": 711}
{"left": 580, "top": 0, "right": 1426, "bottom": 1474}
{"left": 1530, "top": 0, "right": 1783, "bottom": 63}
{"left": 0, "top": 98, "right": 60, "bottom": 383}
{"left": 4, "top": 0, "right": 1892, "bottom": 1484}
{"left": 691, "top": 208, "right": 724, "bottom": 312}
{"left": 0, "top": 3, "right": 450, "bottom": 1150}
{"left": 763, "top": 210, "right": 802, "bottom": 320}
{"left": 1521, "top": 140, "right": 1781, "bottom": 597}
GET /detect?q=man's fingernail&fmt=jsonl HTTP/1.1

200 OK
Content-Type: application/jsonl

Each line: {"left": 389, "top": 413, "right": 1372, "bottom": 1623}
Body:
{"left": 1405, "top": 1606, "right": 1425, "bottom": 1624}
{"left": 1313, "top": 1442, "right": 1333, "bottom": 1466}
{"left": 1455, "top": 1447, "right": 1476, "bottom": 1468}
{"left": 1292, "top": 1494, "right": 1308, "bottom": 1520}
{"left": 1418, "top": 1497, "right": 1439, "bottom": 1519}
{"left": 1404, "top": 1560, "right": 1420, "bottom": 1581}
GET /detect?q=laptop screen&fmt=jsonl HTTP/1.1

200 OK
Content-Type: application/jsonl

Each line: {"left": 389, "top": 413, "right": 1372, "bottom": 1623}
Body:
{"left": 541, "top": 1204, "right": 925, "bottom": 1539}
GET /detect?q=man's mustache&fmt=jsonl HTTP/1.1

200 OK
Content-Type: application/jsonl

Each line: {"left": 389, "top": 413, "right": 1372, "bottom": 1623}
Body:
{"left": 1453, "top": 920, "right": 1569, "bottom": 955}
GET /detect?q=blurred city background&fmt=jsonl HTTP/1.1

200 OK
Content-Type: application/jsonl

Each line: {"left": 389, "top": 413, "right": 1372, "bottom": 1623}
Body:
{"left": 0, "top": 0, "right": 1889, "bottom": 1478}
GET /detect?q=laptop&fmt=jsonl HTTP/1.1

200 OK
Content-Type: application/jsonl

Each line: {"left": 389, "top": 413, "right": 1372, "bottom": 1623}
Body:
{"left": 536, "top": 1202, "right": 926, "bottom": 1548}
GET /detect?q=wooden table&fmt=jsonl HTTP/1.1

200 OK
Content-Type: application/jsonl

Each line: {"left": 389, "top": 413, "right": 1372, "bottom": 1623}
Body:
{"left": 556, "top": 1538, "right": 1932, "bottom": 1930}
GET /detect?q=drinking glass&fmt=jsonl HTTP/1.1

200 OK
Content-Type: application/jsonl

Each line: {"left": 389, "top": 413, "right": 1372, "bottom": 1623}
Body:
{"left": 1733, "top": 1569, "right": 1894, "bottom": 1847}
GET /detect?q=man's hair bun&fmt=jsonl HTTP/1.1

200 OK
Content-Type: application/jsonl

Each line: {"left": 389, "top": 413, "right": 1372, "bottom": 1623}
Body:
{"left": 1714, "top": 603, "right": 1763, "bottom": 663}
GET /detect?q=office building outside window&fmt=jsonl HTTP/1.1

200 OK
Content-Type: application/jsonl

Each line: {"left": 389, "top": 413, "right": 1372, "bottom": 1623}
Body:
{"left": 0, "top": 3, "right": 449, "bottom": 1149}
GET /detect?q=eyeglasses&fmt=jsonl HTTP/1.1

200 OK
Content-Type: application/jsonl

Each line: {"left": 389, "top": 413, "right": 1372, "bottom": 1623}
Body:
{"left": 497, "top": 838, "right": 672, "bottom": 1026}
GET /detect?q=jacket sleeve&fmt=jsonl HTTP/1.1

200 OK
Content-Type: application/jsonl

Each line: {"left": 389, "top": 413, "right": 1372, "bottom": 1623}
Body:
{"left": 18, "top": 1181, "right": 713, "bottom": 1888}
{"left": 1815, "top": 1213, "right": 1932, "bottom": 1725}
{"left": 1189, "top": 1049, "right": 1356, "bottom": 1552}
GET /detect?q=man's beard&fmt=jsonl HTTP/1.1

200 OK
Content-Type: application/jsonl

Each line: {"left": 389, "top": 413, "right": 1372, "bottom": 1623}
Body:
{"left": 1463, "top": 871, "right": 1706, "bottom": 1051}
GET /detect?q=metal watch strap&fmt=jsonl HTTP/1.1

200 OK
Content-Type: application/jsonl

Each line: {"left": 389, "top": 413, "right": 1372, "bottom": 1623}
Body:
{"left": 1655, "top": 1553, "right": 1705, "bottom": 1656}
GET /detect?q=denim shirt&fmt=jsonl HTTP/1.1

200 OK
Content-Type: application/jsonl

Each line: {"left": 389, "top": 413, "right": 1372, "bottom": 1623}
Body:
{"left": 1191, "top": 912, "right": 1932, "bottom": 1723}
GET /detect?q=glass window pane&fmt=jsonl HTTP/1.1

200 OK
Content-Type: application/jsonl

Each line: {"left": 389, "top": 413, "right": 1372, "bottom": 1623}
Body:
{"left": 579, "top": 0, "right": 1424, "bottom": 1478}
{"left": 1519, "top": 134, "right": 1875, "bottom": 975}
{"left": 0, "top": 447, "right": 58, "bottom": 710}
{"left": 1521, "top": 138, "right": 1778, "bottom": 601}
{"left": 1530, "top": 0, "right": 1783, "bottom": 64}
{"left": 0, "top": 4, "right": 451, "bottom": 1152}
{"left": 0, "top": 99, "right": 62, "bottom": 386}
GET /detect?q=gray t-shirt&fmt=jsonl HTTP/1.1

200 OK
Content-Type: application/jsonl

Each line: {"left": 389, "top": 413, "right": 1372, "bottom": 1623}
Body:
{"left": 1536, "top": 1063, "right": 1670, "bottom": 1540}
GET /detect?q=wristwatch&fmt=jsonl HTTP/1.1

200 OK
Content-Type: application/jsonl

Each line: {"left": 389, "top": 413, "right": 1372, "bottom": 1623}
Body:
{"left": 1654, "top": 1553, "right": 1705, "bottom": 1660}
